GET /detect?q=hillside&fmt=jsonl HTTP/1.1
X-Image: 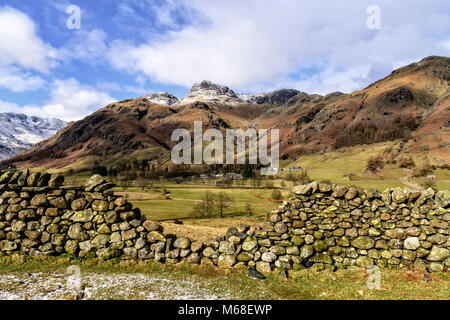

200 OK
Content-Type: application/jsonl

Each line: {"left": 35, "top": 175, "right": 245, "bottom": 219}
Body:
{"left": 2, "top": 56, "right": 449, "bottom": 174}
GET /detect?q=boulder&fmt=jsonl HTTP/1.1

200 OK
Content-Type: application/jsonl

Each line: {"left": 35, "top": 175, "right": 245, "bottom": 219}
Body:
{"left": 218, "top": 254, "right": 236, "bottom": 268}
{"left": 174, "top": 236, "right": 191, "bottom": 249}
{"left": 143, "top": 220, "right": 163, "bottom": 232}
{"left": 404, "top": 237, "right": 420, "bottom": 250}
{"left": 248, "top": 267, "right": 266, "bottom": 279}
{"left": 85, "top": 174, "right": 106, "bottom": 192}
{"left": 427, "top": 246, "right": 449, "bottom": 262}
{"left": 351, "top": 236, "right": 375, "bottom": 250}
{"left": 48, "top": 174, "right": 65, "bottom": 188}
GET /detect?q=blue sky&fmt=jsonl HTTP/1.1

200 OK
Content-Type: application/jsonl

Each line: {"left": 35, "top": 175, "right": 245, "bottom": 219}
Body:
{"left": 0, "top": 0, "right": 449, "bottom": 121}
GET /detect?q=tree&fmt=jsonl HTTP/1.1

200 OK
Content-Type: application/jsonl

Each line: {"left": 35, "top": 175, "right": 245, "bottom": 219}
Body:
{"left": 136, "top": 179, "right": 146, "bottom": 191}
{"left": 251, "top": 178, "right": 262, "bottom": 189}
{"left": 132, "top": 159, "right": 139, "bottom": 171}
{"left": 413, "top": 163, "right": 433, "bottom": 177}
{"left": 192, "top": 191, "right": 216, "bottom": 217}
{"left": 366, "top": 155, "right": 384, "bottom": 172}
{"left": 91, "top": 161, "right": 107, "bottom": 176}
{"left": 300, "top": 170, "right": 311, "bottom": 184}
{"left": 265, "top": 180, "right": 274, "bottom": 189}
{"left": 245, "top": 203, "right": 254, "bottom": 216}
{"left": 242, "top": 165, "right": 253, "bottom": 178}
{"left": 223, "top": 178, "right": 234, "bottom": 188}
{"left": 140, "top": 159, "right": 148, "bottom": 171}
{"left": 421, "top": 180, "right": 437, "bottom": 191}
{"left": 271, "top": 190, "right": 282, "bottom": 203}
{"left": 398, "top": 156, "right": 415, "bottom": 168}
{"left": 214, "top": 192, "right": 234, "bottom": 218}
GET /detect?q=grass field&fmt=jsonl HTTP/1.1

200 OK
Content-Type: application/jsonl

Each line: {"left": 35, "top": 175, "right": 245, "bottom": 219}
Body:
{"left": 0, "top": 255, "right": 448, "bottom": 300}
{"left": 288, "top": 142, "right": 393, "bottom": 182}
{"left": 286, "top": 141, "right": 450, "bottom": 190}
{"left": 117, "top": 187, "right": 288, "bottom": 221}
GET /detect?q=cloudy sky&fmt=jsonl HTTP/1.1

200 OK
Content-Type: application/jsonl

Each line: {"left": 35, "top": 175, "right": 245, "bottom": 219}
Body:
{"left": 0, "top": 0, "right": 449, "bottom": 121}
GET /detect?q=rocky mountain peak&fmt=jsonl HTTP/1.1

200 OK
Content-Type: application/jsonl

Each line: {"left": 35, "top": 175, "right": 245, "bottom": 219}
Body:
{"left": 142, "top": 92, "right": 178, "bottom": 106}
{"left": 173, "top": 80, "right": 241, "bottom": 106}
{"left": 190, "top": 80, "right": 238, "bottom": 98}
{"left": 175, "top": 81, "right": 304, "bottom": 107}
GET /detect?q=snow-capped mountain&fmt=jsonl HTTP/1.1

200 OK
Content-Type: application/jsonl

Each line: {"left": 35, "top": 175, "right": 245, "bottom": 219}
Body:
{"left": 0, "top": 113, "right": 67, "bottom": 160}
{"left": 173, "top": 80, "right": 242, "bottom": 106}
{"left": 142, "top": 92, "right": 178, "bottom": 106}
{"left": 239, "top": 89, "right": 302, "bottom": 105}
{"left": 169, "top": 81, "right": 302, "bottom": 107}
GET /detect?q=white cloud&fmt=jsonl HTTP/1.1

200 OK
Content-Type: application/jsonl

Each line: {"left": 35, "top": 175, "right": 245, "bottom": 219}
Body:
{"left": 21, "top": 78, "right": 116, "bottom": 121}
{"left": 0, "top": 6, "right": 58, "bottom": 92}
{"left": 57, "top": 29, "right": 108, "bottom": 64}
{"left": 0, "top": 6, "right": 57, "bottom": 72}
{"left": 107, "top": 0, "right": 450, "bottom": 93}
{"left": 0, "top": 99, "right": 21, "bottom": 113}
{"left": 0, "top": 6, "right": 115, "bottom": 121}
{"left": 284, "top": 66, "right": 372, "bottom": 95}
{"left": 0, "top": 66, "right": 46, "bottom": 92}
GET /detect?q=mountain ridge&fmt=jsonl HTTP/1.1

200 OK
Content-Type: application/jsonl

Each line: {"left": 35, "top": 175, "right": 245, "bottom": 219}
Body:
{"left": 141, "top": 80, "right": 311, "bottom": 107}
{"left": 2, "top": 56, "right": 449, "bottom": 171}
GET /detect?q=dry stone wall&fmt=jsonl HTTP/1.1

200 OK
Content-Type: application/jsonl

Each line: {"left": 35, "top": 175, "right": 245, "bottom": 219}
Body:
{"left": 0, "top": 171, "right": 448, "bottom": 273}
{"left": 262, "top": 182, "right": 449, "bottom": 273}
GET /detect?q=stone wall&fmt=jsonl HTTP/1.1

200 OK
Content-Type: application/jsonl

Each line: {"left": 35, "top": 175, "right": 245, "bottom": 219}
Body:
{"left": 259, "top": 183, "right": 449, "bottom": 273}
{"left": 0, "top": 170, "right": 448, "bottom": 273}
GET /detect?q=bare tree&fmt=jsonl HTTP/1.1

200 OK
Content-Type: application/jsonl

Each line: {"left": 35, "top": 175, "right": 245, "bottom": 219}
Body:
{"left": 137, "top": 179, "right": 146, "bottom": 191}
{"left": 192, "top": 191, "right": 216, "bottom": 217}
{"left": 214, "top": 192, "right": 234, "bottom": 218}
{"left": 245, "top": 203, "right": 254, "bottom": 217}
{"left": 251, "top": 178, "right": 262, "bottom": 189}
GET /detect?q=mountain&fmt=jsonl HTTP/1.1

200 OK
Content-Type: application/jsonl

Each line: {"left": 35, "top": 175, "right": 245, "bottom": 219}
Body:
{"left": 0, "top": 113, "right": 67, "bottom": 160}
{"left": 141, "top": 92, "right": 178, "bottom": 106}
{"left": 239, "top": 89, "right": 302, "bottom": 105}
{"left": 2, "top": 56, "right": 449, "bottom": 171}
{"left": 172, "top": 81, "right": 302, "bottom": 106}
{"left": 173, "top": 80, "right": 242, "bottom": 106}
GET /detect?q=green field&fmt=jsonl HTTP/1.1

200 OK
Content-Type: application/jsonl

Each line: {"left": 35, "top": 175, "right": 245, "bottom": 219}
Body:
{"left": 286, "top": 141, "right": 450, "bottom": 190}
{"left": 117, "top": 187, "right": 289, "bottom": 221}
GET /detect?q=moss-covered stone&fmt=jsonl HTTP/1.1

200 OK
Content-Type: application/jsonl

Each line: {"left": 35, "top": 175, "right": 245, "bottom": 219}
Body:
{"left": 427, "top": 246, "right": 449, "bottom": 262}
{"left": 237, "top": 252, "right": 253, "bottom": 262}
{"left": 351, "top": 236, "right": 375, "bottom": 250}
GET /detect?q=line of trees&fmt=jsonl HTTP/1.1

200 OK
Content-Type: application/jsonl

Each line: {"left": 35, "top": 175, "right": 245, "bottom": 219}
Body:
{"left": 190, "top": 191, "right": 235, "bottom": 218}
{"left": 91, "top": 161, "right": 261, "bottom": 180}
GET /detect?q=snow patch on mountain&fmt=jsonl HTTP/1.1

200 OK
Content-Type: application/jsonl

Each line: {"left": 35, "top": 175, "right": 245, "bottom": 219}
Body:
{"left": 239, "top": 89, "right": 302, "bottom": 105}
{"left": 173, "top": 80, "right": 242, "bottom": 106}
{"left": 171, "top": 80, "right": 303, "bottom": 107}
{"left": 0, "top": 113, "right": 67, "bottom": 160}
{"left": 142, "top": 92, "right": 178, "bottom": 106}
